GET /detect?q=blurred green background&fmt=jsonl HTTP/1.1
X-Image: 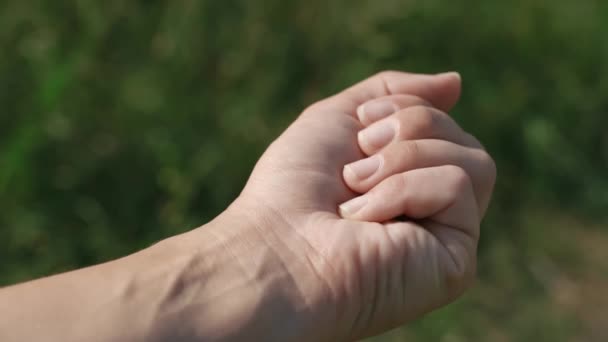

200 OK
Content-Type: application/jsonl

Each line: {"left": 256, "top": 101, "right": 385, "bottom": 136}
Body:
{"left": 1, "top": 1, "right": 607, "bottom": 341}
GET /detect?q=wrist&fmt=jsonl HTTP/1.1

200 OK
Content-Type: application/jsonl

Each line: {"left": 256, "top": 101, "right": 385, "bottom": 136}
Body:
{"left": 141, "top": 200, "right": 337, "bottom": 341}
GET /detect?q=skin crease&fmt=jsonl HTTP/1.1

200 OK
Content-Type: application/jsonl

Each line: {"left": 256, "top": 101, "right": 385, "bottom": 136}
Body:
{"left": 0, "top": 71, "right": 496, "bottom": 342}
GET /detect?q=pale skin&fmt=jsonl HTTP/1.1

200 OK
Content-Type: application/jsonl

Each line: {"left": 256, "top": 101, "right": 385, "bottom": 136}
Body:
{"left": 0, "top": 71, "right": 496, "bottom": 341}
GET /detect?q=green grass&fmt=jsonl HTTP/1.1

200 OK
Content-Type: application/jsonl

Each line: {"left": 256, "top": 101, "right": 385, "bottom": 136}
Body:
{"left": 1, "top": 1, "right": 607, "bottom": 340}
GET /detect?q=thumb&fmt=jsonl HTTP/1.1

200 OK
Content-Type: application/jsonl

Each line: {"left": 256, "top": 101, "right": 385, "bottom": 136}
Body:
{"left": 343, "top": 71, "right": 462, "bottom": 113}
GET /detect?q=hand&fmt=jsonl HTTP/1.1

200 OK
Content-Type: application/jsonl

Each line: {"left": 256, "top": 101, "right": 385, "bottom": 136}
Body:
{"left": 0, "top": 71, "right": 496, "bottom": 342}
{"left": 212, "top": 71, "right": 496, "bottom": 340}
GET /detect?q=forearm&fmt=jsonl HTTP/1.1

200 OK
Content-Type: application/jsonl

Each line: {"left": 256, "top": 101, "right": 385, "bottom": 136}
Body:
{"left": 0, "top": 233, "right": 197, "bottom": 341}
{"left": 0, "top": 209, "right": 331, "bottom": 341}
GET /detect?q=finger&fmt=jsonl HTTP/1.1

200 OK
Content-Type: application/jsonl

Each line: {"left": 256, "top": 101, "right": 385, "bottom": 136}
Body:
{"left": 343, "top": 71, "right": 462, "bottom": 113}
{"left": 356, "top": 94, "right": 431, "bottom": 126}
{"left": 357, "top": 105, "right": 482, "bottom": 155}
{"left": 343, "top": 139, "right": 496, "bottom": 215}
{"left": 339, "top": 165, "right": 480, "bottom": 240}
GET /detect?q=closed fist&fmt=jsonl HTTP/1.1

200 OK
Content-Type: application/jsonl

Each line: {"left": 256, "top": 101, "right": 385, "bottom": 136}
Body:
{"left": 222, "top": 71, "right": 496, "bottom": 340}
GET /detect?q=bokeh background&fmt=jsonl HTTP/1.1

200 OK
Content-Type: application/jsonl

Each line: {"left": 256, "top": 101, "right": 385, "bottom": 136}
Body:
{"left": 1, "top": 1, "right": 607, "bottom": 341}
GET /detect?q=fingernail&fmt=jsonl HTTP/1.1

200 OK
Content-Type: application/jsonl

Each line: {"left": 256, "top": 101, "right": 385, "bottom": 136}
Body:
{"left": 339, "top": 195, "right": 368, "bottom": 217}
{"left": 357, "top": 100, "right": 398, "bottom": 123}
{"left": 436, "top": 71, "right": 461, "bottom": 82}
{"left": 358, "top": 121, "right": 395, "bottom": 149}
{"left": 344, "top": 155, "right": 382, "bottom": 180}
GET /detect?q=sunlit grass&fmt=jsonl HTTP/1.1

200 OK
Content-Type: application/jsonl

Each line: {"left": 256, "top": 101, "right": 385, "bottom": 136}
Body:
{"left": 0, "top": 1, "right": 607, "bottom": 340}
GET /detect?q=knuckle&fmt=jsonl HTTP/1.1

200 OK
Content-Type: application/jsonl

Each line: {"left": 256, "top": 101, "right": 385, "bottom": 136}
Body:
{"left": 368, "top": 172, "right": 407, "bottom": 198}
{"left": 374, "top": 172, "right": 407, "bottom": 198}
{"left": 302, "top": 98, "right": 328, "bottom": 115}
{"left": 381, "top": 142, "right": 411, "bottom": 170}
{"left": 480, "top": 150, "right": 497, "bottom": 174}
{"left": 394, "top": 95, "right": 430, "bottom": 108}
{"left": 387, "top": 95, "right": 430, "bottom": 111}
{"left": 402, "top": 140, "right": 421, "bottom": 163}
{"left": 390, "top": 172, "right": 409, "bottom": 191}
{"left": 444, "top": 165, "right": 472, "bottom": 194}
{"left": 464, "top": 132, "right": 485, "bottom": 150}
{"left": 410, "top": 106, "right": 437, "bottom": 129}
{"left": 410, "top": 95, "right": 432, "bottom": 107}
{"left": 397, "top": 105, "right": 438, "bottom": 139}
{"left": 475, "top": 150, "right": 497, "bottom": 185}
{"left": 375, "top": 70, "right": 404, "bottom": 92}
{"left": 376, "top": 70, "right": 401, "bottom": 79}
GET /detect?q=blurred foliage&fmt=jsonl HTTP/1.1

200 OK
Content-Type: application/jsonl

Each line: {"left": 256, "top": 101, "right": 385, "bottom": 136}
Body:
{"left": 1, "top": 0, "right": 608, "bottom": 341}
